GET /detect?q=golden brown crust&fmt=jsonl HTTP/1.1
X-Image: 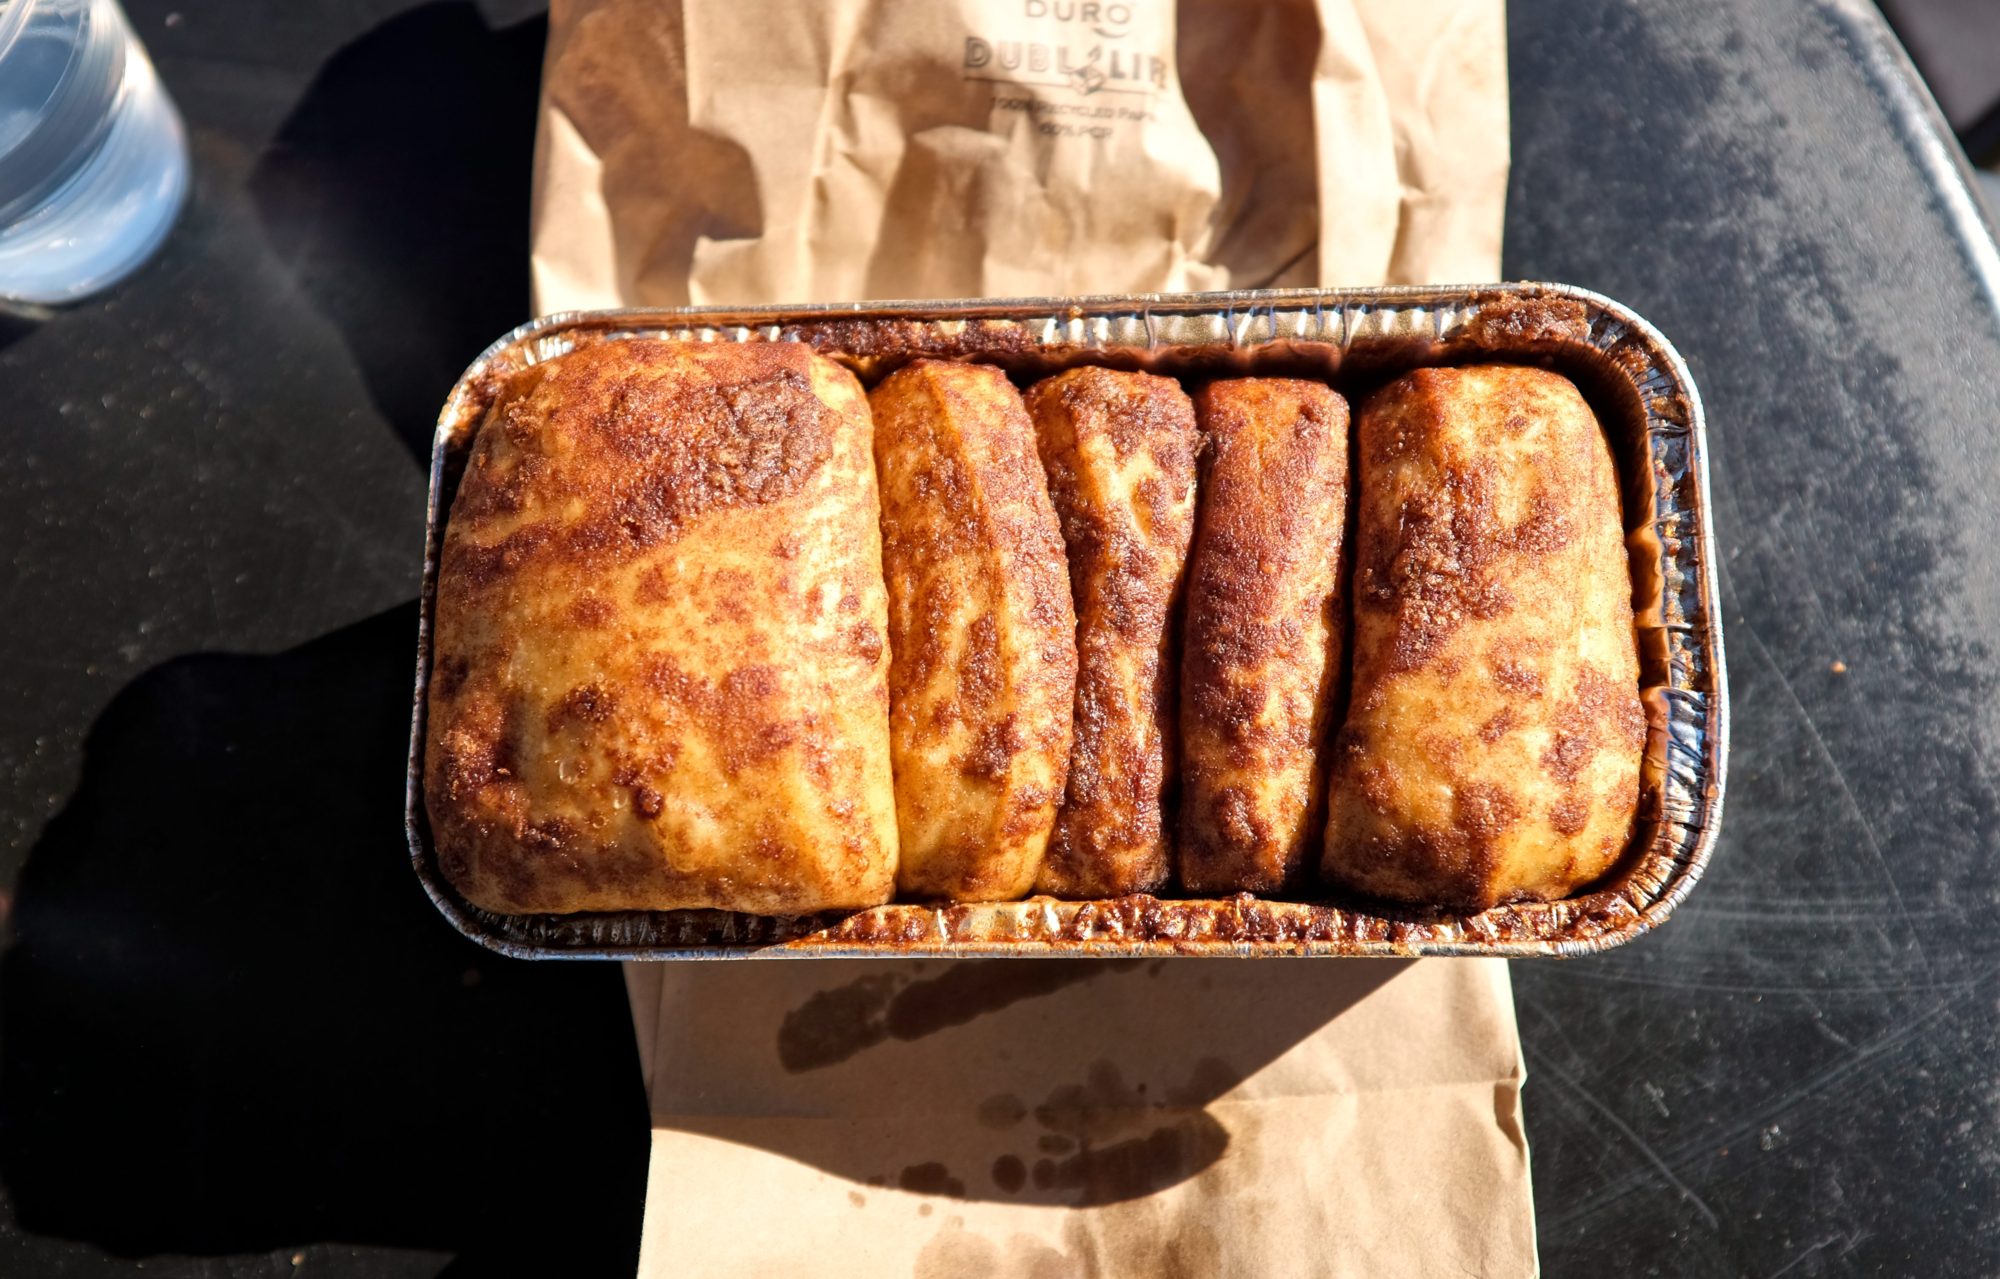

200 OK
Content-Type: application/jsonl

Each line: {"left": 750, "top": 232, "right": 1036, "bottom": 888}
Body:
{"left": 870, "top": 361, "right": 1077, "bottom": 900}
{"left": 1178, "top": 379, "right": 1350, "bottom": 893}
{"left": 424, "top": 340, "right": 897, "bottom": 915}
{"left": 1321, "top": 365, "right": 1643, "bottom": 911}
{"left": 1025, "top": 367, "right": 1199, "bottom": 898}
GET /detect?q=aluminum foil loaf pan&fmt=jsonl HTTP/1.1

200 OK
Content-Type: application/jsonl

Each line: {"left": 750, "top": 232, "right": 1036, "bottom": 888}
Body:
{"left": 405, "top": 284, "right": 1728, "bottom": 959}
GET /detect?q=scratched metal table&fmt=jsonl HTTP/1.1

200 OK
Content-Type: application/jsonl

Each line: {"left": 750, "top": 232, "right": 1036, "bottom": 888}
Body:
{"left": 1, "top": 0, "right": 1994, "bottom": 1275}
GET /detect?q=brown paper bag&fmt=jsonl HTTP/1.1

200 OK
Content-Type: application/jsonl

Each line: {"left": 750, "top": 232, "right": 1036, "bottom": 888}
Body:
{"left": 640, "top": 963, "right": 1528, "bottom": 1271}
{"left": 633, "top": 959, "right": 1534, "bottom": 1278}
{"left": 530, "top": 1, "right": 1529, "bottom": 1273}
{"left": 531, "top": 0, "right": 1507, "bottom": 308}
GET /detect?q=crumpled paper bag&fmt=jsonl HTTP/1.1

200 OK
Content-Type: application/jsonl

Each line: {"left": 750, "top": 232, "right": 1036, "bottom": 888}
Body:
{"left": 530, "top": 0, "right": 1531, "bottom": 1273}
{"left": 530, "top": 0, "right": 1508, "bottom": 308}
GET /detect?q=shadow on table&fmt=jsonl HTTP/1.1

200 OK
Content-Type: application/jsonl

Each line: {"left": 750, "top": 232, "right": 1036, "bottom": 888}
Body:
{"left": 0, "top": 604, "right": 647, "bottom": 1275}
{"left": 0, "top": 313, "right": 40, "bottom": 353}
{"left": 248, "top": 2, "right": 545, "bottom": 467}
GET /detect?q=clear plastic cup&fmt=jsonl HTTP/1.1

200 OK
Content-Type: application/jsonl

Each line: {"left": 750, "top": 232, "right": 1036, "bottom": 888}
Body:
{"left": 0, "top": 0, "right": 189, "bottom": 306}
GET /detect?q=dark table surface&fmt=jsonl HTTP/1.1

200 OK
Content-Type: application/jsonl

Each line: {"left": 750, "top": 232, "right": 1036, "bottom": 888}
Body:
{"left": 3, "top": 0, "right": 1996, "bottom": 1275}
